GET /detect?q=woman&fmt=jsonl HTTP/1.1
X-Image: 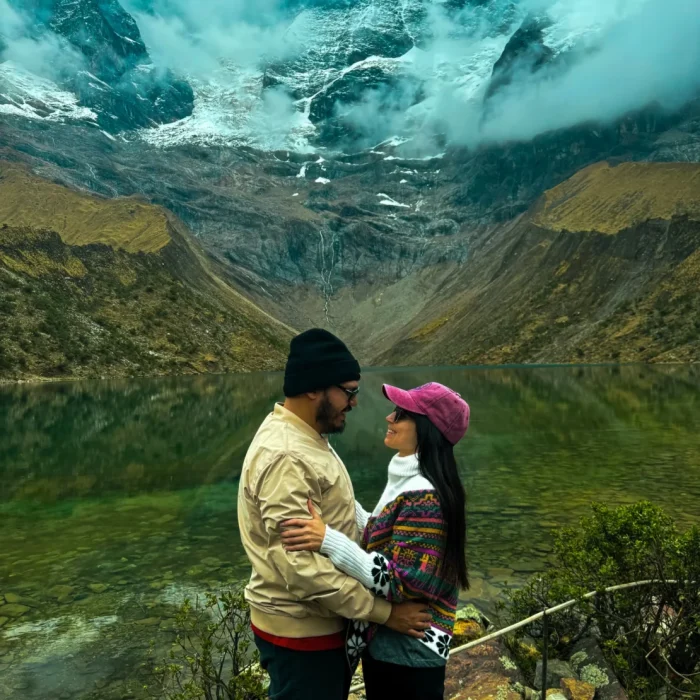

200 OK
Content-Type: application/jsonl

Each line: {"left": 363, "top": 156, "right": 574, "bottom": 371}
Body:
{"left": 281, "top": 381, "right": 470, "bottom": 700}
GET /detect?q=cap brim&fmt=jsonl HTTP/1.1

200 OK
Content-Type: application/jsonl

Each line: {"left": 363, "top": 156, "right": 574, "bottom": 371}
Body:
{"left": 382, "top": 384, "right": 425, "bottom": 415}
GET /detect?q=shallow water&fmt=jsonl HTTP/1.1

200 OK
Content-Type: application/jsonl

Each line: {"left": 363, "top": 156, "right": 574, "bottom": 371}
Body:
{"left": 1, "top": 364, "right": 700, "bottom": 698}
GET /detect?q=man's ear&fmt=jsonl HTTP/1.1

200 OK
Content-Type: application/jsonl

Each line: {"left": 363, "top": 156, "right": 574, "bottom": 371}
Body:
{"left": 304, "top": 390, "right": 321, "bottom": 401}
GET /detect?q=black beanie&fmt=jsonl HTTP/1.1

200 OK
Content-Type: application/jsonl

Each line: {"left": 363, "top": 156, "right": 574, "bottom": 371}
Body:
{"left": 283, "top": 329, "right": 361, "bottom": 397}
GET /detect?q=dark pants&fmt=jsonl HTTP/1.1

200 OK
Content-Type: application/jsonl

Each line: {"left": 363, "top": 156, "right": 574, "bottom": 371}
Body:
{"left": 254, "top": 635, "right": 352, "bottom": 700}
{"left": 362, "top": 653, "right": 446, "bottom": 700}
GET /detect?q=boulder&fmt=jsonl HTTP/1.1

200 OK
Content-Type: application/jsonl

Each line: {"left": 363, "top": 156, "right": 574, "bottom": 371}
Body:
{"left": 535, "top": 659, "right": 577, "bottom": 690}
{"left": 445, "top": 638, "right": 523, "bottom": 700}
{"left": 560, "top": 678, "right": 596, "bottom": 700}
{"left": 452, "top": 605, "right": 487, "bottom": 646}
{"left": 48, "top": 585, "right": 75, "bottom": 603}
{"left": 569, "top": 638, "right": 628, "bottom": 700}
{"left": 456, "top": 604, "right": 485, "bottom": 623}
{"left": 1, "top": 604, "right": 30, "bottom": 618}
{"left": 452, "top": 619, "right": 485, "bottom": 646}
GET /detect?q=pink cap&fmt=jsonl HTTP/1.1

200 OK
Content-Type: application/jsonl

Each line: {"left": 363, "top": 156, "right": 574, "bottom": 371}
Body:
{"left": 383, "top": 382, "right": 470, "bottom": 445}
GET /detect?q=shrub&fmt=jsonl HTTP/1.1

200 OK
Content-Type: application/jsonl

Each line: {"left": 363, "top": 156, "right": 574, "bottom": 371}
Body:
{"left": 144, "top": 587, "right": 267, "bottom": 700}
{"left": 502, "top": 502, "right": 700, "bottom": 699}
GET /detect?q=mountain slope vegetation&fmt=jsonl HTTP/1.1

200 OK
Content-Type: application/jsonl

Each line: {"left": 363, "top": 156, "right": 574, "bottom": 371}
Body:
{"left": 375, "top": 161, "right": 700, "bottom": 366}
{"left": 0, "top": 163, "right": 293, "bottom": 381}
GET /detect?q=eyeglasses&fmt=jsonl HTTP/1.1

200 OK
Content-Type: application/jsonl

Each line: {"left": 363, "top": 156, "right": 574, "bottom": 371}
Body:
{"left": 392, "top": 406, "right": 409, "bottom": 422}
{"left": 335, "top": 385, "right": 360, "bottom": 400}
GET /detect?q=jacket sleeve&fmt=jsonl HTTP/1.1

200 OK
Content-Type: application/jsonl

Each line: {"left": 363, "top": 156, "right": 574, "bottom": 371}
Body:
{"left": 321, "top": 492, "right": 447, "bottom": 604}
{"left": 255, "top": 453, "right": 392, "bottom": 624}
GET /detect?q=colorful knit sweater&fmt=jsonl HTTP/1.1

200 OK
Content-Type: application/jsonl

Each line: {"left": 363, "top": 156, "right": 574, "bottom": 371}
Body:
{"left": 320, "top": 453, "right": 459, "bottom": 660}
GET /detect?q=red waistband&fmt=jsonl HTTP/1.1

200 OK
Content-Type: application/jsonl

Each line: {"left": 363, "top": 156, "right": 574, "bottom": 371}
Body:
{"left": 251, "top": 623, "right": 345, "bottom": 651}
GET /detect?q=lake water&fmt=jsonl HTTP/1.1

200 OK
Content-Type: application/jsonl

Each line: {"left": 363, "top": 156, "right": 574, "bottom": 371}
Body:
{"left": 1, "top": 364, "right": 700, "bottom": 699}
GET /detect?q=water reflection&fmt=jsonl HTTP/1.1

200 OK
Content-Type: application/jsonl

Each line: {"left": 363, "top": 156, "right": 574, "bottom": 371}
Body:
{"left": 0, "top": 373, "right": 282, "bottom": 502}
{"left": 1, "top": 364, "right": 699, "bottom": 699}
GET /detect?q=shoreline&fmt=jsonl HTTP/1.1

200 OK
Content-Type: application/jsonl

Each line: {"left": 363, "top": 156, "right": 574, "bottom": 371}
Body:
{"left": 1, "top": 359, "right": 697, "bottom": 388}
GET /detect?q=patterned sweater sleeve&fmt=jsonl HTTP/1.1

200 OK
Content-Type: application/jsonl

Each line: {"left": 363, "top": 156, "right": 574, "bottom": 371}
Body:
{"left": 321, "top": 491, "right": 447, "bottom": 604}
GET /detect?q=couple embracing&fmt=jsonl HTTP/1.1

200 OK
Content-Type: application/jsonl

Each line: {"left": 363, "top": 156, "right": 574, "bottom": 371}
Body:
{"left": 238, "top": 329, "right": 470, "bottom": 700}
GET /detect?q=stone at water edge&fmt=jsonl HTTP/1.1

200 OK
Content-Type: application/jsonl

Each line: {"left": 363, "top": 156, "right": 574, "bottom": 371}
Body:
{"left": 1, "top": 604, "right": 31, "bottom": 618}
{"left": 88, "top": 583, "right": 109, "bottom": 594}
{"left": 48, "top": 585, "right": 75, "bottom": 602}
{"left": 0, "top": 617, "right": 9, "bottom": 627}
{"left": 456, "top": 603, "right": 485, "bottom": 623}
{"left": 560, "top": 677, "right": 596, "bottom": 700}
{"left": 535, "top": 659, "right": 577, "bottom": 689}
{"left": 3, "top": 593, "right": 21, "bottom": 604}
{"left": 452, "top": 603, "right": 489, "bottom": 646}
{"left": 452, "top": 619, "right": 485, "bottom": 646}
{"left": 444, "top": 638, "right": 523, "bottom": 700}
{"left": 134, "top": 617, "right": 161, "bottom": 626}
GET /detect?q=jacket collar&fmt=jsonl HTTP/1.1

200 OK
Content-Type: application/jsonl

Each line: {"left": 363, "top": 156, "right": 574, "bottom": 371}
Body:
{"left": 274, "top": 403, "right": 328, "bottom": 446}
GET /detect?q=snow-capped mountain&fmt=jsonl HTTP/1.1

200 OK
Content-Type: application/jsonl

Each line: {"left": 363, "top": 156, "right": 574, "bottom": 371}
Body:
{"left": 1, "top": 0, "right": 193, "bottom": 131}
{"left": 4, "top": 0, "right": 694, "bottom": 152}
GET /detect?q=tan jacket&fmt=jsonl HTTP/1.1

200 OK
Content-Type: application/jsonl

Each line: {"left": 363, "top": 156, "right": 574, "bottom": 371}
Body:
{"left": 238, "top": 404, "right": 392, "bottom": 638}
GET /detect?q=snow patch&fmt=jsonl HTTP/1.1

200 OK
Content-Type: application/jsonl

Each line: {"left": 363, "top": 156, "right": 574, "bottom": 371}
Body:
{"left": 315, "top": 177, "right": 331, "bottom": 184}
{"left": 377, "top": 193, "right": 410, "bottom": 208}
{"left": 0, "top": 62, "right": 98, "bottom": 124}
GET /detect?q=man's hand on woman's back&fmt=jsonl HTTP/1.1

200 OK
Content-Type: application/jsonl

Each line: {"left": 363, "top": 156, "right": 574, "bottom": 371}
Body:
{"left": 386, "top": 601, "right": 432, "bottom": 639}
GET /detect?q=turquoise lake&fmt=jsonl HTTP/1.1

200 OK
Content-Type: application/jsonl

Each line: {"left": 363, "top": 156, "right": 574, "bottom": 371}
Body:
{"left": 1, "top": 364, "right": 700, "bottom": 699}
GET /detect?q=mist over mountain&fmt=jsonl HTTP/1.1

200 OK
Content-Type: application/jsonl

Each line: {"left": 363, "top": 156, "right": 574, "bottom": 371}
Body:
{"left": 3, "top": 0, "right": 699, "bottom": 151}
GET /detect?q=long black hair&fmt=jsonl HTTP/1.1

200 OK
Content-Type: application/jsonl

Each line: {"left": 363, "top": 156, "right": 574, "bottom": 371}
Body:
{"left": 395, "top": 407, "right": 469, "bottom": 589}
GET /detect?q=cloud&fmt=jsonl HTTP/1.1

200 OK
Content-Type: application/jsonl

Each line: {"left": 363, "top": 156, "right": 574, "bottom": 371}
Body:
{"left": 461, "top": 0, "right": 700, "bottom": 146}
{"left": 0, "top": 0, "right": 86, "bottom": 80}
{"left": 123, "top": 0, "right": 297, "bottom": 76}
{"left": 330, "top": 0, "right": 700, "bottom": 152}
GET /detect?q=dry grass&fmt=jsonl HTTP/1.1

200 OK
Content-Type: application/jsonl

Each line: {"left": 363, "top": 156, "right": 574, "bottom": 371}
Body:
{"left": 0, "top": 162, "right": 171, "bottom": 253}
{"left": 533, "top": 161, "right": 700, "bottom": 234}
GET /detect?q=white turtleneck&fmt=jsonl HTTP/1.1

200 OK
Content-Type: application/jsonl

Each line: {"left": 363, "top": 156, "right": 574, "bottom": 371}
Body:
{"left": 353, "top": 453, "right": 434, "bottom": 529}
{"left": 371, "top": 453, "right": 434, "bottom": 515}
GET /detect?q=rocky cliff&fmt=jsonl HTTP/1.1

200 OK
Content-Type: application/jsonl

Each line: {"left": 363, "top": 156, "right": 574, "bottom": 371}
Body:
{"left": 0, "top": 163, "right": 292, "bottom": 381}
{"left": 1, "top": 0, "right": 193, "bottom": 130}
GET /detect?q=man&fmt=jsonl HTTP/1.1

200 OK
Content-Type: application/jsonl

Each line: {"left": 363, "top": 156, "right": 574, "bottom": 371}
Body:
{"left": 238, "top": 328, "right": 432, "bottom": 700}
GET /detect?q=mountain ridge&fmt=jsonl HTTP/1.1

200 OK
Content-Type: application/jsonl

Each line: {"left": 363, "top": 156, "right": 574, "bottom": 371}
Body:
{"left": 1, "top": 0, "right": 699, "bottom": 376}
{"left": 374, "top": 161, "right": 700, "bottom": 367}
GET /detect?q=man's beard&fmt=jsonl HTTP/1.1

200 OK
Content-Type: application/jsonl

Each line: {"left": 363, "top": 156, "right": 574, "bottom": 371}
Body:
{"left": 316, "top": 395, "right": 349, "bottom": 435}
